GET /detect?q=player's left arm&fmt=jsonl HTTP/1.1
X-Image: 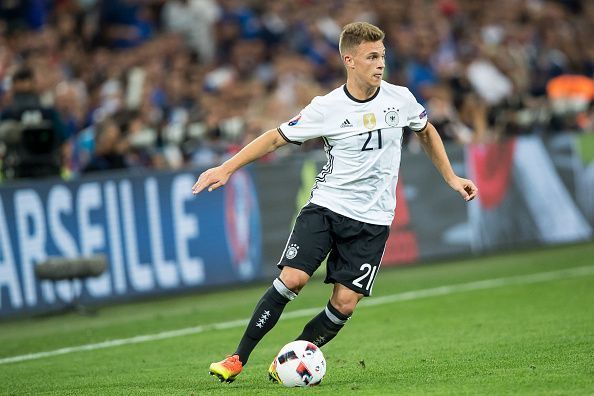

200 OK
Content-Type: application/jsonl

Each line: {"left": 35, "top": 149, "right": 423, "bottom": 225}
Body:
{"left": 416, "top": 122, "right": 478, "bottom": 202}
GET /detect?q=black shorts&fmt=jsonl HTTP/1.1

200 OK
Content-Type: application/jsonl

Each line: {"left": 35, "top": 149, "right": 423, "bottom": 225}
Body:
{"left": 277, "top": 203, "right": 389, "bottom": 296}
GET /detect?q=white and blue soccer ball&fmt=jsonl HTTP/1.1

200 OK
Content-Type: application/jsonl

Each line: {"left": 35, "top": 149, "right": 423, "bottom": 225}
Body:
{"left": 272, "top": 340, "right": 326, "bottom": 387}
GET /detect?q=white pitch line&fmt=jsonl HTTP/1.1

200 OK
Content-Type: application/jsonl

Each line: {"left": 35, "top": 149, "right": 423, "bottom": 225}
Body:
{"left": 1, "top": 265, "right": 593, "bottom": 365}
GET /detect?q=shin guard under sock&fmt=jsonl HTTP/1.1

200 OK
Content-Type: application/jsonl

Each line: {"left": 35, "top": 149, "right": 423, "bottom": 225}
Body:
{"left": 235, "top": 278, "right": 296, "bottom": 364}
{"left": 296, "top": 301, "right": 351, "bottom": 348}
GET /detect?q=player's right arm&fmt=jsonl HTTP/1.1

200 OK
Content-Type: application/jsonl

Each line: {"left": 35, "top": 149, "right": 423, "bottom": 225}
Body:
{"left": 192, "top": 128, "right": 288, "bottom": 194}
{"left": 403, "top": 88, "right": 477, "bottom": 202}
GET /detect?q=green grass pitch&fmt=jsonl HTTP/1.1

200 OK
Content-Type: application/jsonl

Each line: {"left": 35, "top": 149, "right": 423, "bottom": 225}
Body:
{"left": 1, "top": 242, "right": 593, "bottom": 395}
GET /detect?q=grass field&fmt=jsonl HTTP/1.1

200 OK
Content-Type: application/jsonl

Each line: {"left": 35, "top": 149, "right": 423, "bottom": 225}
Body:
{"left": 1, "top": 242, "right": 593, "bottom": 395}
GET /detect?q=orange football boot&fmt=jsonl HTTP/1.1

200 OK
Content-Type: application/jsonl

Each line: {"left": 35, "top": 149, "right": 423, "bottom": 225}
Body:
{"left": 209, "top": 354, "right": 243, "bottom": 383}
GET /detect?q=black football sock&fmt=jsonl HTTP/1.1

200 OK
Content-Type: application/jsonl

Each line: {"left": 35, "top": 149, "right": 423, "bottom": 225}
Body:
{"left": 235, "top": 278, "right": 296, "bottom": 364}
{"left": 296, "top": 301, "right": 351, "bottom": 348}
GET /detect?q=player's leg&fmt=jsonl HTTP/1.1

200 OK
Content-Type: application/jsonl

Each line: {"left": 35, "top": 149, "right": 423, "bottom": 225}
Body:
{"left": 234, "top": 267, "right": 309, "bottom": 363}
{"left": 295, "top": 283, "right": 362, "bottom": 347}
{"left": 210, "top": 204, "right": 332, "bottom": 382}
{"left": 294, "top": 211, "right": 389, "bottom": 348}
{"left": 209, "top": 267, "right": 309, "bottom": 383}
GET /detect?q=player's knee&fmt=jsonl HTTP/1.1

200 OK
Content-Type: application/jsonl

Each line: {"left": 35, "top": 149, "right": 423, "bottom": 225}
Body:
{"left": 279, "top": 274, "right": 307, "bottom": 293}
{"left": 330, "top": 299, "right": 357, "bottom": 316}
{"left": 279, "top": 268, "right": 309, "bottom": 294}
{"left": 330, "top": 291, "right": 363, "bottom": 316}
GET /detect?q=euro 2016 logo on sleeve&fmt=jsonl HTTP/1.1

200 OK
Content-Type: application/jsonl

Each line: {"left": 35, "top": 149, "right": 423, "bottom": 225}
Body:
{"left": 288, "top": 114, "right": 302, "bottom": 126}
{"left": 285, "top": 244, "right": 299, "bottom": 259}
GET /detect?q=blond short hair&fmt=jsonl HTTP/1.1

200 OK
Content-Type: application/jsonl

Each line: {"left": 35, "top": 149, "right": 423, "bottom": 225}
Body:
{"left": 339, "top": 22, "right": 385, "bottom": 56}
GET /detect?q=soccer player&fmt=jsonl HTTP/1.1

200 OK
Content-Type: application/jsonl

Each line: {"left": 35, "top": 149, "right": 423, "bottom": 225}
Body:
{"left": 192, "top": 22, "right": 478, "bottom": 383}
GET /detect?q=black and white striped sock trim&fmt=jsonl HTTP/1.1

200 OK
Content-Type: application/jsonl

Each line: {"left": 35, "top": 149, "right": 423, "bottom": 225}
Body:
{"left": 273, "top": 278, "right": 297, "bottom": 301}
{"left": 324, "top": 302, "right": 350, "bottom": 326}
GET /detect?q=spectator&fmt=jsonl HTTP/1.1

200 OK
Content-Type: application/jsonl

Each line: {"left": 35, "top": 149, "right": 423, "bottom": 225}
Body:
{"left": 162, "top": 0, "right": 221, "bottom": 63}
{"left": 547, "top": 74, "right": 594, "bottom": 131}
{"left": 1, "top": 0, "right": 594, "bottom": 180}
{"left": 82, "top": 118, "right": 128, "bottom": 173}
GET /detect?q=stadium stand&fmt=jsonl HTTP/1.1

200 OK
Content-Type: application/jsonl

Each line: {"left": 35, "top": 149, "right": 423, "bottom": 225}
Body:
{"left": 0, "top": 0, "right": 593, "bottom": 180}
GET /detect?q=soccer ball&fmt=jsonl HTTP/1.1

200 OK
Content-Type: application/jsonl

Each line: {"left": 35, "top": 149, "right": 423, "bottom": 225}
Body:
{"left": 272, "top": 340, "right": 326, "bottom": 387}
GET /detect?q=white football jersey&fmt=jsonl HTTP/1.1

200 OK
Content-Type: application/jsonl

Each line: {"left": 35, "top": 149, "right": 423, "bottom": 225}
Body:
{"left": 278, "top": 80, "right": 428, "bottom": 226}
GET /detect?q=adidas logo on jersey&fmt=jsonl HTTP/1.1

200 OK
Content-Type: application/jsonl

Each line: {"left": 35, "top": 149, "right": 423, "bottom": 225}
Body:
{"left": 340, "top": 119, "right": 353, "bottom": 128}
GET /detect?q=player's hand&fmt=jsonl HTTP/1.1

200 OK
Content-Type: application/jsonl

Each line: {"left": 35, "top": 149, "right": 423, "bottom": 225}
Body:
{"left": 448, "top": 176, "right": 478, "bottom": 202}
{"left": 192, "top": 165, "right": 232, "bottom": 195}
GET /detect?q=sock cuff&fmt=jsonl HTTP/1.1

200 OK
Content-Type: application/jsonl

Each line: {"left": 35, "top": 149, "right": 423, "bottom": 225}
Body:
{"left": 273, "top": 278, "right": 297, "bottom": 301}
{"left": 325, "top": 301, "right": 350, "bottom": 325}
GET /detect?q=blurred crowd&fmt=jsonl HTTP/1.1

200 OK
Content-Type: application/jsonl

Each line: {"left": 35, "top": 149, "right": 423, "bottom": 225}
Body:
{"left": 0, "top": 0, "right": 593, "bottom": 180}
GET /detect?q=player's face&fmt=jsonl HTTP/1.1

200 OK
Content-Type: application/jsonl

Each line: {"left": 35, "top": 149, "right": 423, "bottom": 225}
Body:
{"left": 349, "top": 41, "right": 385, "bottom": 88}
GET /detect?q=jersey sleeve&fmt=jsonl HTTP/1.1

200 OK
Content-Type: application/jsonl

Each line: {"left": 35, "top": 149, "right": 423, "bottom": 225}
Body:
{"left": 405, "top": 90, "right": 429, "bottom": 132}
{"left": 277, "top": 97, "right": 325, "bottom": 145}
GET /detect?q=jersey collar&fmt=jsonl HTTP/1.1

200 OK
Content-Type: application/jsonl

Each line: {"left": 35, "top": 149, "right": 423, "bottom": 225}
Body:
{"left": 343, "top": 84, "right": 381, "bottom": 103}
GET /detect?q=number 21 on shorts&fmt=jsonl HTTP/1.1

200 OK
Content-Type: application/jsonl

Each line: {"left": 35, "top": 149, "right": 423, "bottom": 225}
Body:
{"left": 352, "top": 263, "right": 378, "bottom": 291}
